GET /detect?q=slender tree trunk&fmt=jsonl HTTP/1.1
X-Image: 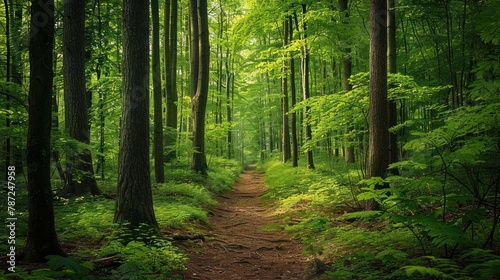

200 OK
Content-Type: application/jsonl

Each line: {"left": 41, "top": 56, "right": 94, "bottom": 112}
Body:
{"left": 10, "top": 2, "right": 23, "bottom": 174}
{"left": 226, "top": 53, "right": 233, "bottom": 159}
{"left": 96, "top": 0, "right": 105, "bottom": 179}
{"left": 282, "top": 18, "right": 291, "bottom": 163}
{"left": 52, "top": 43, "right": 66, "bottom": 184}
{"left": 301, "top": 4, "right": 314, "bottom": 169}
{"left": 152, "top": 0, "right": 164, "bottom": 183}
{"left": 165, "top": 0, "right": 178, "bottom": 161}
{"left": 289, "top": 16, "right": 298, "bottom": 167}
{"left": 387, "top": 0, "right": 399, "bottom": 175}
{"left": 367, "top": 0, "right": 389, "bottom": 196}
{"left": 61, "top": 0, "right": 100, "bottom": 196}
{"left": 339, "top": 0, "right": 356, "bottom": 164}
{"left": 266, "top": 71, "right": 273, "bottom": 153}
{"left": 23, "top": 0, "right": 65, "bottom": 262}
{"left": 188, "top": 0, "right": 198, "bottom": 100}
{"left": 114, "top": 0, "right": 158, "bottom": 228}
{"left": 3, "top": 0, "right": 11, "bottom": 179}
{"left": 190, "top": 0, "right": 209, "bottom": 175}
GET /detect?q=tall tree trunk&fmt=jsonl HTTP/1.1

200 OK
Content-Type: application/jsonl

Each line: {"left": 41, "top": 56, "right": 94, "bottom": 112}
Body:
{"left": 114, "top": 0, "right": 158, "bottom": 228}
{"left": 95, "top": 0, "right": 105, "bottom": 179}
{"left": 226, "top": 54, "right": 233, "bottom": 159}
{"left": 61, "top": 0, "right": 100, "bottom": 196}
{"left": 165, "top": 0, "right": 178, "bottom": 161}
{"left": 339, "top": 0, "right": 356, "bottom": 164}
{"left": 289, "top": 16, "right": 298, "bottom": 167}
{"left": 10, "top": 2, "right": 24, "bottom": 174}
{"left": 189, "top": 0, "right": 198, "bottom": 100}
{"left": 282, "top": 18, "right": 291, "bottom": 163}
{"left": 301, "top": 4, "right": 314, "bottom": 169}
{"left": 23, "top": 0, "right": 65, "bottom": 262}
{"left": 152, "top": 0, "right": 164, "bottom": 183}
{"left": 266, "top": 71, "right": 273, "bottom": 153}
{"left": 3, "top": 0, "right": 11, "bottom": 179}
{"left": 190, "top": 0, "right": 209, "bottom": 175}
{"left": 387, "top": 0, "right": 399, "bottom": 175}
{"left": 367, "top": 0, "right": 389, "bottom": 205}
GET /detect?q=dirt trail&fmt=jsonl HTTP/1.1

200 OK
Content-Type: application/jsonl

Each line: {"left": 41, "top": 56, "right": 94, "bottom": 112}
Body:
{"left": 182, "top": 165, "right": 313, "bottom": 280}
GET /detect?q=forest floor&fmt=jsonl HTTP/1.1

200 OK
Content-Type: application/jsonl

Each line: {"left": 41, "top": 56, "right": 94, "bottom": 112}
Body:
{"left": 180, "top": 165, "right": 316, "bottom": 280}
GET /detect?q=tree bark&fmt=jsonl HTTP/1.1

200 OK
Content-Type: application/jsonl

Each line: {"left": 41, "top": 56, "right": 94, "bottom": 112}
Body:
{"left": 387, "top": 0, "right": 399, "bottom": 175}
{"left": 367, "top": 0, "right": 389, "bottom": 181}
{"left": 23, "top": 0, "right": 65, "bottom": 262}
{"left": 3, "top": 0, "right": 11, "bottom": 179}
{"left": 339, "top": 0, "right": 356, "bottom": 164}
{"left": 10, "top": 2, "right": 24, "bottom": 174}
{"left": 289, "top": 16, "right": 298, "bottom": 167}
{"left": 61, "top": 0, "right": 100, "bottom": 196}
{"left": 282, "top": 18, "right": 291, "bottom": 163}
{"left": 301, "top": 4, "right": 314, "bottom": 169}
{"left": 152, "top": 0, "right": 164, "bottom": 183}
{"left": 190, "top": 0, "right": 209, "bottom": 175}
{"left": 114, "top": 0, "right": 158, "bottom": 228}
{"left": 165, "top": 0, "right": 178, "bottom": 161}
{"left": 226, "top": 54, "right": 233, "bottom": 159}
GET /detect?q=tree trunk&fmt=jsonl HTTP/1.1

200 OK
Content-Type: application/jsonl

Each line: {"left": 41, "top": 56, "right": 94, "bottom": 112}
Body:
{"left": 190, "top": 0, "right": 209, "bottom": 175}
{"left": 301, "top": 4, "right": 314, "bottom": 169}
{"left": 282, "top": 18, "right": 291, "bottom": 163}
{"left": 289, "top": 16, "right": 298, "bottom": 167}
{"left": 23, "top": 0, "right": 65, "bottom": 262}
{"left": 95, "top": 0, "right": 105, "bottom": 179}
{"left": 226, "top": 54, "right": 233, "bottom": 159}
{"left": 152, "top": 0, "right": 164, "bottom": 183}
{"left": 367, "top": 0, "right": 389, "bottom": 201}
{"left": 165, "top": 0, "right": 178, "bottom": 161}
{"left": 3, "top": 0, "right": 11, "bottom": 179}
{"left": 339, "top": 0, "right": 356, "bottom": 164}
{"left": 9, "top": 2, "right": 23, "bottom": 175}
{"left": 114, "top": 0, "right": 158, "bottom": 228}
{"left": 61, "top": 0, "right": 100, "bottom": 196}
{"left": 387, "top": 0, "right": 399, "bottom": 175}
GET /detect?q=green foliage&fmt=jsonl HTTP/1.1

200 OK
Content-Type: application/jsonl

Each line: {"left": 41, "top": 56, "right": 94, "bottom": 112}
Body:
{"left": 93, "top": 224, "right": 187, "bottom": 278}
{"left": 46, "top": 255, "right": 95, "bottom": 280}
{"left": 262, "top": 154, "right": 500, "bottom": 279}
{"left": 403, "top": 265, "right": 454, "bottom": 279}
{"left": 263, "top": 160, "right": 349, "bottom": 214}
{"left": 55, "top": 196, "right": 115, "bottom": 240}
{"left": 109, "top": 240, "right": 186, "bottom": 279}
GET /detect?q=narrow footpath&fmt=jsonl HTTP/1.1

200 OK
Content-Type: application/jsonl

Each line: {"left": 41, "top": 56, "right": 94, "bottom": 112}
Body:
{"left": 182, "top": 165, "right": 313, "bottom": 280}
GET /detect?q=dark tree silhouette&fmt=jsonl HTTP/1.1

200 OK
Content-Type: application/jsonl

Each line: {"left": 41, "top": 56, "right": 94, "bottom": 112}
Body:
{"left": 61, "top": 0, "right": 100, "bottom": 196}
{"left": 23, "top": 0, "right": 65, "bottom": 262}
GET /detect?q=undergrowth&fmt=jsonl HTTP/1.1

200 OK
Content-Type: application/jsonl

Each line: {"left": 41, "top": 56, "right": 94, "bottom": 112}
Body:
{"left": 261, "top": 158, "right": 500, "bottom": 279}
{"left": 0, "top": 157, "right": 241, "bottom": 279}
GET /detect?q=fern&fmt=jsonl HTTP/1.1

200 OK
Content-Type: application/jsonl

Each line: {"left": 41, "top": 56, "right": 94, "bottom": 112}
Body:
{"left": 340, "top": 210, "right": 382, "bottom": 221}
{"left": 402, "top": 265, "right": 454, "bottom": 279}
{"left": 46, "top": 255, "right": 95, "bottom": 279}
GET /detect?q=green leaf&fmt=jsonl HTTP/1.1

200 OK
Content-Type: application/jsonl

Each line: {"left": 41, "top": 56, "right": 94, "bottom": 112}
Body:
{"left": 402, "top": 265, "right": 453, "bottom": 278}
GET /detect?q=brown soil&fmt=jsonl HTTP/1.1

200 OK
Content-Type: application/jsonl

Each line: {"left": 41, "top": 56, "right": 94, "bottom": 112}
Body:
{"left": 181, "top": 165, "right": 315, "bottom": 280}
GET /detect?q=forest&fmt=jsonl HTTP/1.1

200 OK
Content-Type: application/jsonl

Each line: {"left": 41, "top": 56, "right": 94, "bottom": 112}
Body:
{"left": 0, "top": 0, "right": 499, "bottom": 279}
